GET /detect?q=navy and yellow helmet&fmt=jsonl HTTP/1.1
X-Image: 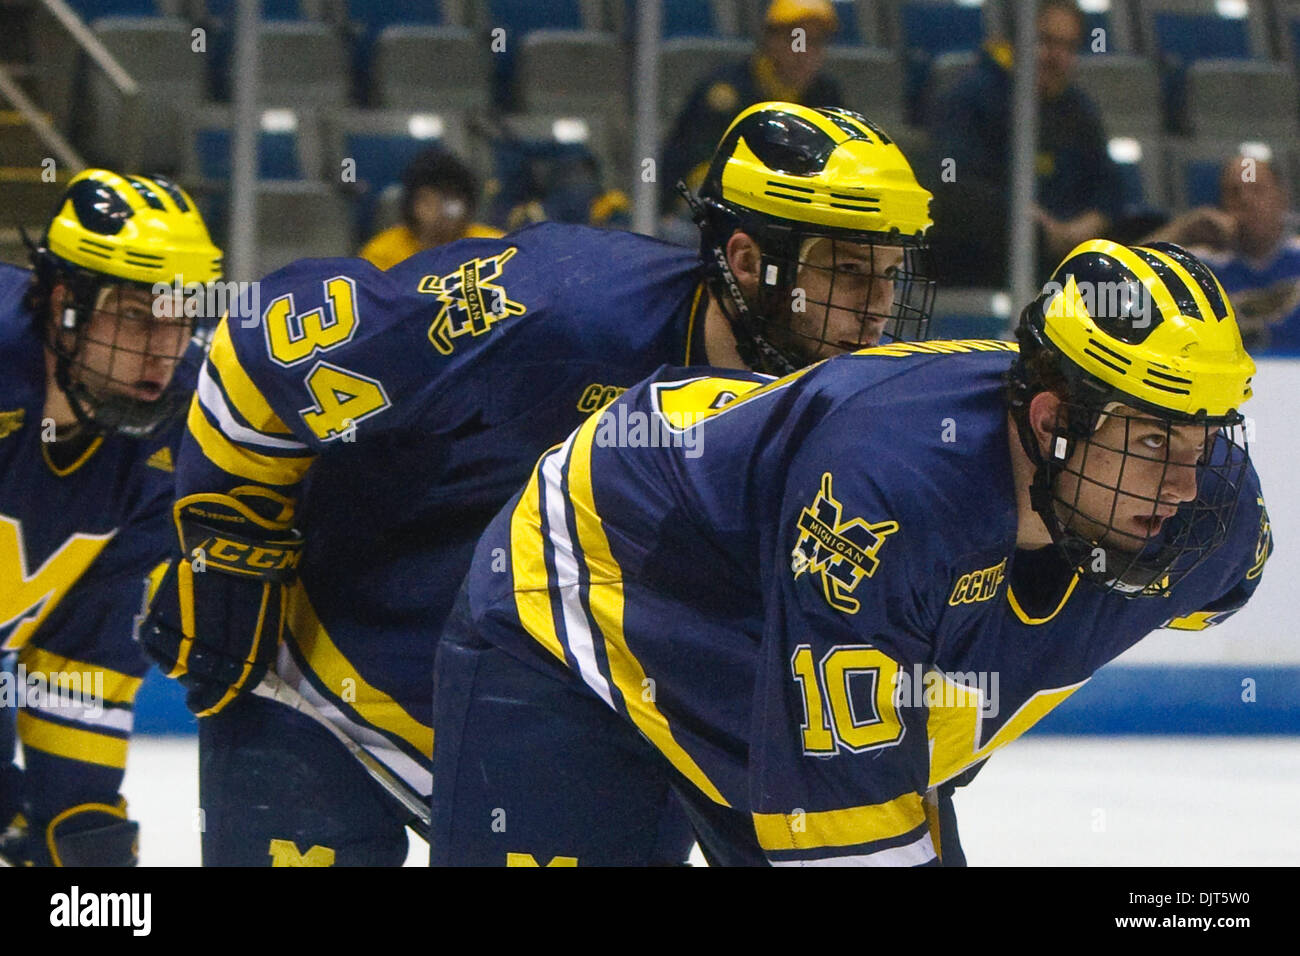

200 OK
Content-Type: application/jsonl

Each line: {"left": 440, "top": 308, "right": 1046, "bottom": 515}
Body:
{"left": 1021, "top": 238, "right": 1254, "bottom": 422}
{"left": 699, "top": 101, "right": 932, "bottom": 244}
{"left": 692, "top": 102, "right": 935, "bottom": 374}
{"left": 39, "top": 168, "right": 222, "bottom": 287}
{"left": 1010, "top": 239, "right": 1255, "bottom": 598}
{"left": 30, "top": 169, "right": 223, "bottom": 437}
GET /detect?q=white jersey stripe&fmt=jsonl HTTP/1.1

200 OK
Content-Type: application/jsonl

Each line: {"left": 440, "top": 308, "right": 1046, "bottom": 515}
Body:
{"left": 28, "top": 699, "right": 134, "bottom": 734}
{"left": 275, "top": 646, "right": 432, "bottom": 798}
{"left": 770, "top": 831, "right": 937, "bottom": 867}
{"left": 198, "top": 364, "right": 310, "bottom": 451}
{"left": 541, "top": 430, "right": 614, "bottom": 709}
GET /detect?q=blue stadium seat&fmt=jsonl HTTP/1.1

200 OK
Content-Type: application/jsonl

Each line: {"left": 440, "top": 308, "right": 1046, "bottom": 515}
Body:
{"left": 1183, "top": 157, "right": 1223, "bottom": 207}
{"left": 487, "top": 0, "right": 588, "bottom": 109}
{"left": 1080, "top": 9, "right": 1109, "bottom": 55}
{"left": 648, "top": 0, "right": 718, "bottom": 38}
{"left": 193, "top": 127, "right": 302, "bottom": 181}
{"left": 345, "top": 0, "right": 445, "bottom": 103}
{"left": 67, "top": 0, "right": 158, "bottom": 19}
{"left": 831, "top": 0, "right": 864, "bottom": 47}
{"left": 899, "top": 1, "right": 985, "bottom": 123}
{"left": 1153, "top": 11, "right": 1252, "bottom": 62}
{"left": 489, "top": 0, "right": 584, "bottom": 34}
{"left": 1115, "top": 158, "right": 1145, "bottom": 209}
{"left": 344, "top": 131, "right": 444, "bottom": 235}
{"left": 203, "top": 0, "right": 304, "bottom": 21}
{"left": 347, "top": 0, "right": 443, "bottom": 31}
{"left": 899, "top": 1, "right": 982, "bottom": 57}
{"left": 1151, "top": 9, "right": 1257, "bottom": 132}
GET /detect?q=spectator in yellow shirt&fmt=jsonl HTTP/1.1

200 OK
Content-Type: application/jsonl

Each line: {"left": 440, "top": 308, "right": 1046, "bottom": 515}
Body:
{"left": 359, "top": 148, "right": 503, "bottom": 270}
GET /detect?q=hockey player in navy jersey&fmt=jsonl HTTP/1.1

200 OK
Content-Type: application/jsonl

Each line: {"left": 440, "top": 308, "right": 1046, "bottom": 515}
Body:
{"left": 138, "top": 102, "right": 937, "bottom": 865}
{"left": 430, "top": 239, "right": 1271, "bottom": 865}
{"left": 0, "top": 169, "right": 220, "bottom": 866}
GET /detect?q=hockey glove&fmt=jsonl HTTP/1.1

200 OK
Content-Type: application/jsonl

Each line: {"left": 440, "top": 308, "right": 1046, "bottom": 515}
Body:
{"left": 1, "top": 799, "right": 139, "bottom": 867}
{"left": 140, "top": 488, "right": 301, "bottom": 717}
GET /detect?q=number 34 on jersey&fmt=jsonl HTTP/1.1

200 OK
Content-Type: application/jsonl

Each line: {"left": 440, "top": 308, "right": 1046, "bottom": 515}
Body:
{"left": 261, "top": 276, "right": 390, "bottom": 441}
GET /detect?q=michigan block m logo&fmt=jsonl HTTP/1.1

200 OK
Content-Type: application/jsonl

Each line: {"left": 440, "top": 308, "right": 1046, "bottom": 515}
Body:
{"left": 791, "top": 473, "right": 898, "bottom": 615}
{"left": 0, "top": 516, "right": 116, "bottom": 650}
{"left": 419, "top": 247, "right": 527, "bottom": 355}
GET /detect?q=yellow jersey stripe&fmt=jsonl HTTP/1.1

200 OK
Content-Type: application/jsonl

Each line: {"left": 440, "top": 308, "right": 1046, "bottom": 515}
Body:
{"left": 510, "top": 455, "right": 567, "bottom": 665}
{"left": 16, "top": 710, "right": 128, "bottom": 769}
{"left": 1006, "top": 574, "right": 1079, "bottom": 625}
{"left": 17, "top": 647, "right": 142, "bottom": 704}
{"left": 752, "top": 794, "right": 926, "bottom": 852}
{"left": 41, "top": 435, "right": 105, "bottom": 476}
{"left": 563, "top": 412, "right": 731, "bottom": 807}
{"left": 187, "top": 400, "right": 314, "bottom": 486}
{"left": 208, "top": 318, "right": 294, "bottom": 434}
{"left": 195, "top": 582, "right": 275, "bottom": 717}
{"left": 285, "top": 583, "right": 434, "bottom": 759}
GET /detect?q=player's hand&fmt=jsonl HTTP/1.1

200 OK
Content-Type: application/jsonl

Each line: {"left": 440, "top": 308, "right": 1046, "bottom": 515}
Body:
{"left": 138, "top": 490, "right": 301, "bottom": 717}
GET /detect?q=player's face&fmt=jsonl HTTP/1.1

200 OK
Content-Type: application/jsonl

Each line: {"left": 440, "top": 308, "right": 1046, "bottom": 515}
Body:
{"left": 68, "top": 285, "right": 191, "bottom": 403}
{"left": 411, "top": 186, "right": 470, "bottom": 248}
{"left": 1036, "top": 6, "right": 1081, "bottom": 99}
{"left": 785, "top": 239, "right": 904, "bottom": 359}
{"left": 763, "top": 21, "right": 831, "bottom": 92}
{"left": 1056, "top": 405, "right": 1206, "bottom": 552}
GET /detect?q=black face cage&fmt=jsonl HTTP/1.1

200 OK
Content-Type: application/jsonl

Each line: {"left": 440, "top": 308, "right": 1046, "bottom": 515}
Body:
{"left": 751, "top": 230, "right": 935, "bottom": 366}
{"left": 35, "top": 255, "right": 201, "bottom": 438}
{"left": 689, "top": 191, "right": 935, "bottom": 375}
{"left": 1031, "top": 399, "right": 1250, "bottom": 598}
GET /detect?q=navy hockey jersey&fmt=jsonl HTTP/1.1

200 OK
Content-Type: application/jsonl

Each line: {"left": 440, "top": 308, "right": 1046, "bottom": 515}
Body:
{"left": 175, "top": 223, "right": 707, "bottom": 797}
{"left": 0, "top": 262, "right": 191, "bottom": 821}
{"left": 462, "top": 341, "right": 1271, "bottom": 866}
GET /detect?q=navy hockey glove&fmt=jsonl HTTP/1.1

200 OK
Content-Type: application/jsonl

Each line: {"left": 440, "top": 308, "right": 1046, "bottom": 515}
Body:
{"left": 1, "top": 798, "right": 139, "bottom": 867}
{"left": 140, "top": 488, "right": 301, "bottom": 717}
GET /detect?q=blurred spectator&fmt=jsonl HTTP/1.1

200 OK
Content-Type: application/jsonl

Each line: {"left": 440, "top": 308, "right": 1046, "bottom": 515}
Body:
{"left": 925, "top": 0, "right": 1121, "bottom": 286}
{"left": 359, "top": 148, "right": 503, "bottom": 270}
{"left": 1145, "top": 155, "right": 1300, "bottom": 353}
{"left": 660, "top": 0, "right": 843, "bottom": 212}
{"left": 484, "top": 140, "right": 631, "bottom": 232}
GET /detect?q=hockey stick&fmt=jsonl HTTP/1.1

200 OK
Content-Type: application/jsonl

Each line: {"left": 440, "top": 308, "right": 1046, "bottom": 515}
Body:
{"left": 250, "top": 672, "right": 431, "bottom": 841}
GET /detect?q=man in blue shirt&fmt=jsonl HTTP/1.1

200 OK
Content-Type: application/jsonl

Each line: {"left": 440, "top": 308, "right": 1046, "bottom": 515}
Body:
{"left": 926, "top": 0, "right": 1122, "bottom": 286}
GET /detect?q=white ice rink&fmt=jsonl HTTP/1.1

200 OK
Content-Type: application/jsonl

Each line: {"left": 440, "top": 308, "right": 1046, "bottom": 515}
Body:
{"left": 122, "top": 734, "right": 1300, "bottom": 866}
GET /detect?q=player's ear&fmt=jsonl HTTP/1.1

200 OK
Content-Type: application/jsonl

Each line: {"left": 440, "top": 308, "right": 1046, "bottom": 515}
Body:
{"left": 1027, "top": 390, "right": 1064, "bottom": 456}
{"left": 725, "top": 231, "right": 762, "bottom": 296}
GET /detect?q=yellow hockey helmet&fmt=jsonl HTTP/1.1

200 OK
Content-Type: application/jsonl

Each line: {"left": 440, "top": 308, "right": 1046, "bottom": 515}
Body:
{"left": 1032, "top": 239, "right": 1253, "bottom": 420}
{"left": 1009, "top": 239, "right": 1255, "bottom": 598}
{"left": 690, "top": 102, "right": 934, "bottom": 374}
{"left": 42, "top": 168, "right": 222, "bottom": 286}
{"left": 31, "top": 169, "right": 223, "bottom": 437}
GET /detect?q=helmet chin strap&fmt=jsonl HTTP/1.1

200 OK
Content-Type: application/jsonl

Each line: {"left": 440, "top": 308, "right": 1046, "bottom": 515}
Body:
{"left": 678, "top": 181, "right": 800, "bottom": 376}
